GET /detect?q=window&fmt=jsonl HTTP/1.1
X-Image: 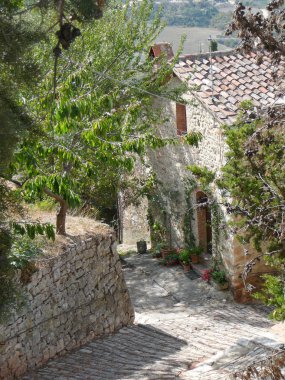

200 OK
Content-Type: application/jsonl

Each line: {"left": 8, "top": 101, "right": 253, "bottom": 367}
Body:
{"left": 176, "top": 103, "right": 187, "bottom": 135}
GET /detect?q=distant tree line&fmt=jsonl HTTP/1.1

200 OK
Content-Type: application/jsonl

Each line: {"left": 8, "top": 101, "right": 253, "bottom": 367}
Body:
{"left": 160, "top": 0, "right": 219, "bottom": 27}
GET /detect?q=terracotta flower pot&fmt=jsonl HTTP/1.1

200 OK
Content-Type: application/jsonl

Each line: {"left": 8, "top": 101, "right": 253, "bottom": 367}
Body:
{"left": 191, "top": 254, "right": 200, "bottom": 264}
{"left": 182, "top": 263, "right": 191, "bottom": 273}
{"left": 160, "top": 248, "right": 174, "bottom": 259}
{"left": 213, "top": 281, "right": 229, "bottom": 291}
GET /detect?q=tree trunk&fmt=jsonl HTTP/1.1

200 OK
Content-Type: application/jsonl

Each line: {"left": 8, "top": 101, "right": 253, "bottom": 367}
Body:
{"left": 44, "top": 187, "right": 68, "bottom": 235}
{"left": 56, "top": 200, "right": 68, "bottom": 235}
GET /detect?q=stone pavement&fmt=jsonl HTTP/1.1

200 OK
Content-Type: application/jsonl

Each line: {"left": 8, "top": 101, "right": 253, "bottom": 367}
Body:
{"left": 21, "top": 252, "right": 285, "bottom": 380}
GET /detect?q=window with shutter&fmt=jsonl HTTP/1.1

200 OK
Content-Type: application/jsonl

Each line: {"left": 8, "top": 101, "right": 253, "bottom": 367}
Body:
{"left": 176, "top": 103, "right": 187, "bottom": 135}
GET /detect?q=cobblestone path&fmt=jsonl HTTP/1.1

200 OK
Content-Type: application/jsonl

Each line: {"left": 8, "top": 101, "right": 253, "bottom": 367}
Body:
{"left": 22, "top": 253, "right": 284, "bottom": 380}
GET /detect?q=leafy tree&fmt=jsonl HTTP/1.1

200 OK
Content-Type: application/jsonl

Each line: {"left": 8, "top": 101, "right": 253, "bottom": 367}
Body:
{"left": 218, "top": 102, "right": 285, "bottom": 251}
{"left": 0, "top": 0, "right": 106, "bottom": 173}
{"left": 220, "top": 0, "right": 285, "bottom": 319}
{"left": 12, "top": 0, "right": 196, "bottom": 234}
{"left": 0, "top": 0, "right": 105, "bottom": 317}
{"left": 210, "top": 40, "right": 218, "bottom": 52}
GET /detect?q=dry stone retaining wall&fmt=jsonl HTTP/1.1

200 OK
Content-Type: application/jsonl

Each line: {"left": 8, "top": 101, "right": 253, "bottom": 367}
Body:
{"left": 0, "top": 228, "right": 134, "bottom": 379}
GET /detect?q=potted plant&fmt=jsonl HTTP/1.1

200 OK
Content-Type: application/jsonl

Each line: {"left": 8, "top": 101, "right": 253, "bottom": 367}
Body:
{"left": 178, "top": 249, "right": 191, "bottom": 272}
{"left": 160, "top": 244, "right": 176, "bottom": 259}
{"left": 161, "top": 253, "right": 179, "bottom": 267}
{"left": 211, "top": 268, "right": 229, "bottom": 290}
{"left": 201, "top": 269, "right": 212, "bottom": 283}
{"left": 189, "top": 246, "right": 203, "bottom": 264}
{"left": 152, "top": 242, "right": 165, "bottom": 258}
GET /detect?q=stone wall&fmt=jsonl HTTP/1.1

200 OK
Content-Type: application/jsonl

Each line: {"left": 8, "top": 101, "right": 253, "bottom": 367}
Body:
{"left": 122, "top": 87, "right": 271, "bottom": 302}
{"left": 0, "top": 228, "right": 134, "bottom": 380}
{"left": 121, "top": 198, "right": 150, "bottom": 245}
{"left": 185, "top": 94, "right": 227, "bottom": 171}
{"left": 122, "top": 95, "right": 221, "bottom": 248}
{"left": 146, "top": 99, "right": 196, "bottom": 247}
{"left": 119, "top": 162, "right": 151, "bottom": 245}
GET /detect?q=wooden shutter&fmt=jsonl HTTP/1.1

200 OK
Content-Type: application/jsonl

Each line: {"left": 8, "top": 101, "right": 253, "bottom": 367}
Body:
{"left": 176, "top": 103, "right": 187, "bottom": 135}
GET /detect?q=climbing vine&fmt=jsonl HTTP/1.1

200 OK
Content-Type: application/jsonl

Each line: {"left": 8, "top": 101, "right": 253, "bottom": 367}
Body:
{"left": 186, "top": 165, "right": 224, "bottom": 256}
{"left": 183, "top": 177, "right": 196, "bottom": 248}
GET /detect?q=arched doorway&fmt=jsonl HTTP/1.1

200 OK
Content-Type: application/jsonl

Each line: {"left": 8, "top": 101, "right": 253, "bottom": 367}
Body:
{"left": 196, "top": 191, "right": 212, "bottom": 254}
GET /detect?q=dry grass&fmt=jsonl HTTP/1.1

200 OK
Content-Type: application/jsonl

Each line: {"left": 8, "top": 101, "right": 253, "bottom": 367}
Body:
{"left": 26, "top": 207, "right": 112, "bottom": 258}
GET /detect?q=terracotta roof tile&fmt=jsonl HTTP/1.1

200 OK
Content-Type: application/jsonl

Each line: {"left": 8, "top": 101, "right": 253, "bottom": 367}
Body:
{"left": 173, "top": 49, "right": 277, "bottom": 123}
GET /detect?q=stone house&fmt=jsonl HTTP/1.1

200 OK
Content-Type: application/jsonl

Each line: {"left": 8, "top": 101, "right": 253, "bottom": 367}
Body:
{"left": 122, "top": 44, "right": 278, "bottom": 302}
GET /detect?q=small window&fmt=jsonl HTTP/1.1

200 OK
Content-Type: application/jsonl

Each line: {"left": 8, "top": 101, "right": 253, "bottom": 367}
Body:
{"left": 176, "top": 103, "right": 187, "bottom": 135}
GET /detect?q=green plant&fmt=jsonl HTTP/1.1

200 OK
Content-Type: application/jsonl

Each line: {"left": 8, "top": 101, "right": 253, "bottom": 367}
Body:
{"left": 13, "top": 0, "right": 188, "bottom": 235}
{"left": 211, "top": 269, "right": 227, "bottom": 285}
{"left": 179, "top": 249, "right": 191, "bottom": 264}
{"left": 186, "top": 165, "right": 215, "bottom": 188}
{"left": 253, "top": 274, "right": 285, "bottom": 321}
{"left": 210, "top": 40, "right": 218, "bottom": 52}
{"left": 189, "top": 246, "right": 203, "bottom": 256}
{"left": 183, "top": 177, "right": 196, "bottom": 248}
{"left": 151, "top": 242, "right": 166, "bottom": 257}
{"left": 8, "top": 235, "right": 43, "bottom": 270}
{"left": 161, "top": 253, "right": 179, "bottom": 267}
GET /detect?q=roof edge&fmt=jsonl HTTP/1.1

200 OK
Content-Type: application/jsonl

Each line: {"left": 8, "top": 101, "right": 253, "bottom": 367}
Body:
{"left": 179, "top": 49, "right": 236, "bottom": 62}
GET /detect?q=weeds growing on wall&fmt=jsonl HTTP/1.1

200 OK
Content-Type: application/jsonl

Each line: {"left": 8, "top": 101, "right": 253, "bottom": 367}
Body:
{"left": 0, "top": 232, "right": 45, "bottom": 322}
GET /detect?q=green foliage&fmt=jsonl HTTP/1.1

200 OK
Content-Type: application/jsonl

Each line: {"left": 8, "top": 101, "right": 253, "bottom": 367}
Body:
{"left": 183, "top": 131, "right": 202, "bottom": 147}
{"left": 12, "top": 0, "right": 187, "bottom": 233}
{"left": 161, "top": 252, "right": 179, "bottom": 266}
{"left": 33, "top": 198, "right": 57, "bottom": 212}
{"left": 211, "top": 268, "right": 227, "bottom": 284}
{"left": 179, "top": 248, "right": 191, "bottom": 264}
{"left": 162, "top": 0, "right": 219, "bottom": 27}
{"left": 210, "top": 12, "right": 233, "bottom": 30}
{"left": 216, "top": 37, "right": 240, "bottom": 49}
{"left": 183, "top": 177, "right": 196, "bottom": 248}
{"left": 150, "top": 221, "right": 167, "bottom": 245}
{"left": 0, "top": 228, "right": 23, "bottom": 323}
{"left": 210, "top": 40, "right": 218, "bottom": 52}
{"left": 219, "top": 101, "right": 284, "bottom": 250}
{"left": 11, "top": 222, "right": 55, "bottom": 241}
{"left": 188, "top": 245, "right": 203, "bottom": 256}
{"left": 187, "top": 165, "right": 215, "bottom": 188}
{"left": 151, "top": 241, "right": 167, "bottom": 257}
{"left": 218, "top": 101, "right": 285, "bottom": 320}
{"left": 8, "top": 235, "right": 43, "bottom": 269}
{"left": 253, "top": 274, "right": 285, "bottom": 321}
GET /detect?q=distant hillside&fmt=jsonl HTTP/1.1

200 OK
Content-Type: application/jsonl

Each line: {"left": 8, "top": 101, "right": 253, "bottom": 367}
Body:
{"left": 154, "top": 0, "right": 268, "bottom": 30}
{"left": 158, "top": 0, "right": 219, "bottom": 28}
{"left": 157, "top": 26, "right": 239, "bottom": 54}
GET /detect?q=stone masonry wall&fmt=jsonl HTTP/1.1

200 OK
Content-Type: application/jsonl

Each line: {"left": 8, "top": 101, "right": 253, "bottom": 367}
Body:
{"left": 147, "top": 99, "right": 196, "bottom": 247}
{"left": 123, "top": 94, "right": 222, "bottom": 248}
{"left": 123, "top": 86, "right": 271, "bottom": 302}
{"left": 0, "top": 228, "right": 134, "bottom": 379}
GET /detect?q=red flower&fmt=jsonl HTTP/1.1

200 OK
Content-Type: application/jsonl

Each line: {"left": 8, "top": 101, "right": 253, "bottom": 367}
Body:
{"left": 202, "top": 269, "right": 212, "bottom": 282}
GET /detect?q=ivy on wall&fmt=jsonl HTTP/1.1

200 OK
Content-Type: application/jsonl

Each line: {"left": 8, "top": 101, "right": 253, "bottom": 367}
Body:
{"left": 183, "top": 177, "right": 196, "bottom": 248}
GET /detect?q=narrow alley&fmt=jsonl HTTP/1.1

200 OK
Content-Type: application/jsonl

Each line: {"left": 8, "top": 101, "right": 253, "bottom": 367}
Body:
{"left": 22, "top": 252, "right": 284, "bottom": 380}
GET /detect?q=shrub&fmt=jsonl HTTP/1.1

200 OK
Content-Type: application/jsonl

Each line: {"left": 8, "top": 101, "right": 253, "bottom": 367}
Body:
{"left": 161, "top": 253, "right": 179, "bottom": 267}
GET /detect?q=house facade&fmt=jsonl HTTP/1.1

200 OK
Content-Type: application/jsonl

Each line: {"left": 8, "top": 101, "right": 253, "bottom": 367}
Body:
{"left": 122, "top": 44, "right": 278, "bottom": 302}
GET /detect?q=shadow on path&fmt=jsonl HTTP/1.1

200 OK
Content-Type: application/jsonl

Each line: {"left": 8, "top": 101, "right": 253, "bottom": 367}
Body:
{"left": 21, "top": 324, "right": 188, "bottom": 380}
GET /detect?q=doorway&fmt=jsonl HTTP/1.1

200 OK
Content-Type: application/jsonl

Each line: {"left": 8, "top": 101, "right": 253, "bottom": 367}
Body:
{"left": 196, "top": 191, "right": 212, "bottom": 254}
